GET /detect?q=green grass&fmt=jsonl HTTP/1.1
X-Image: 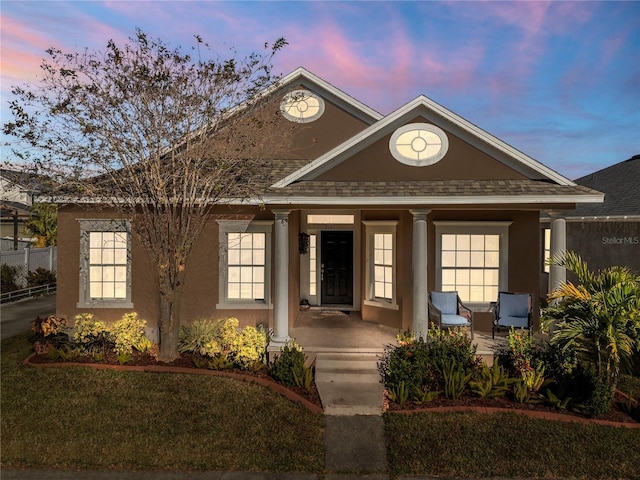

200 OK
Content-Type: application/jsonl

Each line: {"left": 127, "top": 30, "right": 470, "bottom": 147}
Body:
{"left": 5, "top": 330, "right": 639, "bottom": 477}
{"left": 385, "top": 411, "right": 640, "bottom": 479}
{"left": 1, "top": 333, "right": 324, "bottom": 473}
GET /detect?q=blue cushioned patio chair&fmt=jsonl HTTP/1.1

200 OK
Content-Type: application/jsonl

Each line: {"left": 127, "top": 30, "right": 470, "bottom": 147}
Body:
{"left": 491, "top": 291, "right": 532, "bottom": 339}
{"left": 428, "top": 291, "right": 473, "bottom": 339}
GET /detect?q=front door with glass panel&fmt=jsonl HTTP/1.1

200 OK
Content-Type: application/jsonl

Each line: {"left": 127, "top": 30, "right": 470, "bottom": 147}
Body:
{"left": 321, "top": 231, "right": 353, "bottom": 305}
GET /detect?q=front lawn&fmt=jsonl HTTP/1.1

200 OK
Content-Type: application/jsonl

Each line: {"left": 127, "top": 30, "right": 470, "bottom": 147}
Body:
{"left": 385, "top": 411, "right": 640, "bottom": 479}
{"left": 1, "top": 333, "right": 324, "bottom": 473}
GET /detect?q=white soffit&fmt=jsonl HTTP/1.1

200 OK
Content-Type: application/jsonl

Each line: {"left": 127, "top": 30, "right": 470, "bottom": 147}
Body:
{"left": 272, "top": 94, "right": 576, "bottom": 188}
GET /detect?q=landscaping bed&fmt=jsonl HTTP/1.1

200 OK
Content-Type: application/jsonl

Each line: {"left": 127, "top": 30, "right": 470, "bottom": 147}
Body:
{"left": 26, "top": 349, "right": 324, "bottom": 411}
{"left": 384, "top": 388, "right": 638, "bottom": 425}
{"left": 379, "top": 326, "right": 640, "bottom": 426}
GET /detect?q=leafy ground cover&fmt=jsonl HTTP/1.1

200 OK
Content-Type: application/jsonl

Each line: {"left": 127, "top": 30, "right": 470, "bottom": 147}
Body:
{"left": 1, "top": 333, "right": 324, "bottom": 473}
{"left": 385, "top": 410, "right": 640, "bottom": 479}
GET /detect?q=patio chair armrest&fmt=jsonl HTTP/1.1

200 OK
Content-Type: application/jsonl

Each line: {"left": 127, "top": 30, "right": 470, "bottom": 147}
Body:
{"left": 428, "top": 302, "right": 442, "bottom": 326}
{"left": 489, "top": 301, "right": 498, "bottom": 324}
{"left": 458, "top": 302, "right": 472, "bottom": 321}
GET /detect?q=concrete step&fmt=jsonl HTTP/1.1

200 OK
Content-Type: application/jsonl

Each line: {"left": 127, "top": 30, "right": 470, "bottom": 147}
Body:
{"left": 315, "top": 382, "right": 385, "bottom": 416}
{"left": 314, "top": 352, "right": 385, "bottom": 415}
{"left": 315, "top": 353, "right": 381, "bottom": 385}
{"left": 316, "top": 370, "right": 380, "bottom": 384}
{"left": 316, "top": 353, "right": 380, "bottom": 370}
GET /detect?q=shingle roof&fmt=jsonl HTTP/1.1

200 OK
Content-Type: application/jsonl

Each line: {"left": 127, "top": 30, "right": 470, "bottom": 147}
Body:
{"left": 265, "top": 179, "right": 599, "bottom": 201}
{"left": 570, "top": 155, "right": 640, "bottom": 217}
{"left": 253, "top": 158, "right": 601, "bottom": 205}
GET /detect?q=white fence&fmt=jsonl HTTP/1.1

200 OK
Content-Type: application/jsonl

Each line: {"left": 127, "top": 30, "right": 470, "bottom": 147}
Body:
{"left": 1, "top": 246, "right": 57, "bottom": 285}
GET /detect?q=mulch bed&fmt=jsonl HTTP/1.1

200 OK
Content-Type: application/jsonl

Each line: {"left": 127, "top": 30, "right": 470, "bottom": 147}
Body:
{"left": 385, "top": 390, "right": 640, "bottom": 426}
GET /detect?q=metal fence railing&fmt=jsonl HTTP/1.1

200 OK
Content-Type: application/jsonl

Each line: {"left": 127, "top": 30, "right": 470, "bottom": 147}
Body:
{"left": 0, "top": 283, "right": 57, "bottom": 304}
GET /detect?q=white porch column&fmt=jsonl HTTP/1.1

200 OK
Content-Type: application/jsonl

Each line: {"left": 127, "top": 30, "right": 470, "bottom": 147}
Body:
{"left": 547, "top": 211, "right": 567, "bottom": 334}
{"left": 411, "top": 210, "right": 430, "bottom": 337}
{"left": 271, "top": 209, "right": 292, "bottom": 348}
{"left": 548, "top": 211, "right": 567, "bottom": 294}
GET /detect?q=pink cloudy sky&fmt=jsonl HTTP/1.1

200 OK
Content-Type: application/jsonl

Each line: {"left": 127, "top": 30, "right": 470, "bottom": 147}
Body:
{"left": 1, "top": 1, "right": 638, "bottom": 179}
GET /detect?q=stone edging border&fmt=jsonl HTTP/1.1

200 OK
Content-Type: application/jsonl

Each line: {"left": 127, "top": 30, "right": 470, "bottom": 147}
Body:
{"left": 23, "top": 353, "right": 324, "bottom": 415}
{"left": 390, "top": 402, "right": 640, "bottom": 429}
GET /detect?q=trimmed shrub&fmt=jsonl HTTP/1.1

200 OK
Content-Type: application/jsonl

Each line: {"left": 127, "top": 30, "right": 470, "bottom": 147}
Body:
{"left": 231, "top": 325, "right": 269, "bottom": 369}
{"left": 270, "top": 340, "right": 306, "bottom": 387}
{"left": 378, "top": 326, "right": 480, "bottom": 396}
{"left": 72, "top": 313, "right": 111, "bottom": 353}
{"left": 110, "top": 312, "right": 147, "bottom": 355}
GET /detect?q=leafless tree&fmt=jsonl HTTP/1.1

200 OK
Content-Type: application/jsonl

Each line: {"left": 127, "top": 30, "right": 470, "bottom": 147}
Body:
{"left": 3, "top": 29, "right": 292, "bottom": 359}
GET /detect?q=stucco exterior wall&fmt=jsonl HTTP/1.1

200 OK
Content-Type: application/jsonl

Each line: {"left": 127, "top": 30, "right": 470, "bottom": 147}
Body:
{"left": 58, "top": 204, "right": 543, "bottom": 334}
{"left": 314, "top": 117, "right": 527, "bottom": 182}
{"left": 567, "top": 220, "right": 639, "bottom": 274}
{"left": 57, "top": 206, "right": 280, "bottom": 330}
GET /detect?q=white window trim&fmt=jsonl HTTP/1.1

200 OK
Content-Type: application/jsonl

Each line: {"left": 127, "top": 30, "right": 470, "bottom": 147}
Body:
{"left": 433, "top": 221, "right": 512, "bottom": 308}
{"left": 77, "top": 219, "right": 133, "bottom": 309}
{"left": 216, "top": 220, "right": 273, "bottom": 310}
{"left": 363, "top": 220, "right": 399, "bottom": 310}
{"left": 389, "top": 123, "right": 449, "bottom": 167}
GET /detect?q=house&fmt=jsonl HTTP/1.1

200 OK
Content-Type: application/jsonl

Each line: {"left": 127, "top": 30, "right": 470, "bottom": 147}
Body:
{"left": 54, "top": 67, "right": 603, "bottom": 345}
{"left": 541, "top": 155, "right": 639, "bottom": 286}
{"left": 1, "top": 169, "right": 39, "bottom": 250}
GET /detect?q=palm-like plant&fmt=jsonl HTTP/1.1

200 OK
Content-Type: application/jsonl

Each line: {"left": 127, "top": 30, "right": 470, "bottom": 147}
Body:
{"left": 24, "top": 203, "right": 57, "bottom": 247}
{"left": 544, "top": 251, "right": 640, "bottom": 393}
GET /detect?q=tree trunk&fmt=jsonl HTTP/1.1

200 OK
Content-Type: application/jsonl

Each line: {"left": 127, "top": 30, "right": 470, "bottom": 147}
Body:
{"left": 158, "top": 285, "right": 181, "bottom": 361}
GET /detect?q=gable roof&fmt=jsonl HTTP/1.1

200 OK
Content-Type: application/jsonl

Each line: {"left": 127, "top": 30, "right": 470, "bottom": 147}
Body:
{"left": 569, "top": 154, "right": 640, "bottom": 218}
{"left": 48, "top": 67, "right": 605, "bottom": 209}
{"left": 274, "top": 67, "right": 383, "bottom": 125}
{"left": 273, "top": 95, "right": 575, "bottom": 188}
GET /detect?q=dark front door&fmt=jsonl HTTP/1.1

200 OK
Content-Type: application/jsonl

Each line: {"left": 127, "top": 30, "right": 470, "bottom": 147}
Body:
{"left": 321, "top": 230, "right": 353, "bottom": 305}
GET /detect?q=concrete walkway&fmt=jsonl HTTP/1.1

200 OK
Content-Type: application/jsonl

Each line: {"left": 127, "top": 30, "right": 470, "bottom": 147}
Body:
{"left": 0, "top": 294, "right": 56, "bottom": 339}
{"left": 315, "top": 352, "right": 388, "bottom": 473}
{"left": 293, "top": 311, "right": 392, "bottom": 473}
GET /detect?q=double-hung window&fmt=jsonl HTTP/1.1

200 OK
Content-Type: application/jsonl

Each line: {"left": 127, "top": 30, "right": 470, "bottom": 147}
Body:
{"left": 434, "top": 221, "right": 511, "bottom": 305}
{"left": 78, "top": 219, "right": 133, "bottom": 308}
{"left": 217, "top": 220, "right": 272, "bottom": 309}
{"left": 363, "top": 221, "right": 398, "bottom": 309}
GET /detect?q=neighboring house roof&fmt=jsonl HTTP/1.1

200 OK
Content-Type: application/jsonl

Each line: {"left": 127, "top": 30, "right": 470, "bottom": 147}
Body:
{"left": 0, "top": 201, "right": 32, "bottom": 220}
{"left": 568, "top": 155, "right": 640, "bottom": 219}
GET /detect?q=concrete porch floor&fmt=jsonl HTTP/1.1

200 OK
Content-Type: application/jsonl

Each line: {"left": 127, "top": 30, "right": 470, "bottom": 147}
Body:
{"left": 290, "top": 309, "right": 507, "bottom": 361}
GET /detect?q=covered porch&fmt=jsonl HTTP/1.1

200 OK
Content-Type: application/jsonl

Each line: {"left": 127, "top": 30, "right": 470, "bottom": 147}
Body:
{"left": 270, "top": 207, "right": 569, "bottom": 353}
{"left": 290, "top": 309, "right": 505, "bottom": 362}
